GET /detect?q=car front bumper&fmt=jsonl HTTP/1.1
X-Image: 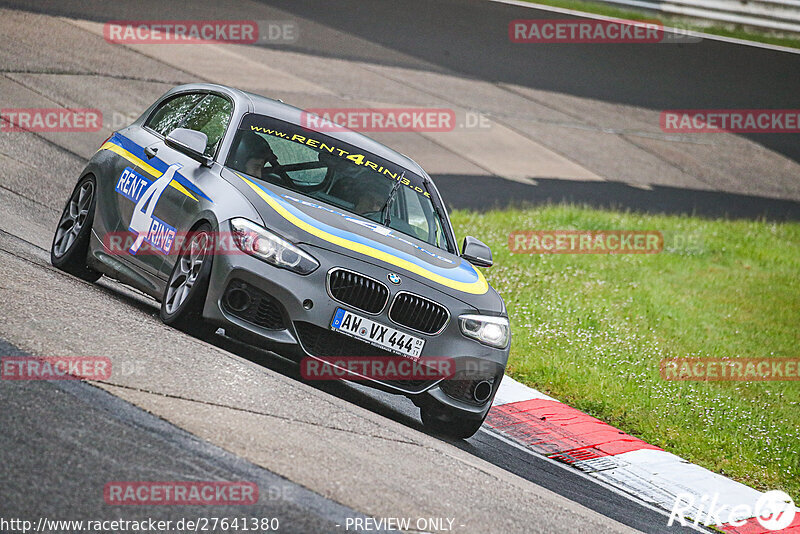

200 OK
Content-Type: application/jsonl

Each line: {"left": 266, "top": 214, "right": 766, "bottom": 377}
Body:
{"left": 202, "top": 223, "right": 509, "bottom": 420}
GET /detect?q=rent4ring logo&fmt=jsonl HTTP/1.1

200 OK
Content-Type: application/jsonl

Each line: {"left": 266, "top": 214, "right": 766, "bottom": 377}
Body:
{"left": 116, "top": 165, "right": 180, "bottom": 256}
{"left": 115, "top": 167, "right": 152, "bottom": 204}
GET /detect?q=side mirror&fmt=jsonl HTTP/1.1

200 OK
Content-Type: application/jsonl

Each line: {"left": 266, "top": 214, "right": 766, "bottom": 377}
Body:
{"left": 461, "top": 236, "right": 493, "bottom": 267}
{"left": 165, "top": 128, "right": 212, "bottom": 166}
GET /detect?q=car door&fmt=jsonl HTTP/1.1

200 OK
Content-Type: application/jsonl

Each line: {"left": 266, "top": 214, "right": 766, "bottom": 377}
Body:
{"left": 113, "top": 92, "right": 205, "bottom": 276}
{"left": 141, "top": 93, "right": 234, "bottom": 279}
{"left": 94, "top": 126, "right": 153, "bottom": 249}
{"left": 117, "top": 92, "right": 232, "bottom": 278}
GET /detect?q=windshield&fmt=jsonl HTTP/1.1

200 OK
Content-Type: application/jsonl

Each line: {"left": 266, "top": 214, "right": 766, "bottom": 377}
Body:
{"left": 226, "top": 114, "right": 451, "bottom": 251}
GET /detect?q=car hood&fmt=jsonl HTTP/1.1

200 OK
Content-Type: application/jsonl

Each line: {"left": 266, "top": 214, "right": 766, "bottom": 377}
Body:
{"left": 221, "top": 168, "right": 504, "bottom": 310}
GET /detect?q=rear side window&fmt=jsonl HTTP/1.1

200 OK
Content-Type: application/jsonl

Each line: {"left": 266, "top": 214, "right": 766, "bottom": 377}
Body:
{"left": 180, "top": 95, "right": 233, "bottom": 156}
{"left": 145, "top": 93, "right": 203, "bottom": 136}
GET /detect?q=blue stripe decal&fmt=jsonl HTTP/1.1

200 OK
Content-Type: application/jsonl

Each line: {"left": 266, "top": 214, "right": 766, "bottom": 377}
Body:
{"left": 249, "top": 180, "right": 482, "bottom": 285}
{"left": 109, "top": 133, "right": 213, "bottom": 203}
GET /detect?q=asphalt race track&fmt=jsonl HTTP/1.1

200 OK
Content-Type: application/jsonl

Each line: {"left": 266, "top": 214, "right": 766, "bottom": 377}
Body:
{"left": 0, "top": 342, "right": 379, "bottom": 533}
{"left": 1, "top": 1, "right": 797, "bottom": 533}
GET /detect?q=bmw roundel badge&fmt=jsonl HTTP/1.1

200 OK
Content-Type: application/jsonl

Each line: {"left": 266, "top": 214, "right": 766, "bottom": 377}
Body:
{"left": 387, "top": 273, "right": 401, "bottom": 285}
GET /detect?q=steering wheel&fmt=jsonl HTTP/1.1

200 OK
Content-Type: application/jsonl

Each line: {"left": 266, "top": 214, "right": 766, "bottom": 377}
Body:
{"left": 262, "top": 170, "right": 292, "bottom": 188}
{"left": 360, "top": 210, "right": 384, "bottom": 223}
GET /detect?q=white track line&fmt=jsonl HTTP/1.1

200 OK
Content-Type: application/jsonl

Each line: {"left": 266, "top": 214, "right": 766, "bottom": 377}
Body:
{"left": 481, "top": 427, "right": 711, "bottom": 532}
{"left": 492, "top": 375, "right": 556, "bottom": 405}
{"left": 489, "top": 376, "right": 786, "bottom": 529}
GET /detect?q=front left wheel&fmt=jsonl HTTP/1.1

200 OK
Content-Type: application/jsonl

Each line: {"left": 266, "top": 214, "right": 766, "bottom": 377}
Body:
{"left": 51, "top": 175, "right": 102, "bottom": 282}
{"left": 160, "top": 223, "right": 216, "bottom": 338}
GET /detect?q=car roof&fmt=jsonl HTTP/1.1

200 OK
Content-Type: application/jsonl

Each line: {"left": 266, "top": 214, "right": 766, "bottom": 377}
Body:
{"left": 171, "top": 83, "right": 431, "bottom": 181}
{"left": 242, "top": 91, "right": 429, "bottom": 178}
{"left": 156, "top": 83, "right": 457, "bottom": 253}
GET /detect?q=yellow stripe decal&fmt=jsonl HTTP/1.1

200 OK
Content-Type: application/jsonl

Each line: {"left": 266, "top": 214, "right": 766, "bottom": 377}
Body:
{"left": 100, "top": 141, "right": 198, "bottom": 201}
{"left": 234, "top": 172, "right": 488, "bottom": 295}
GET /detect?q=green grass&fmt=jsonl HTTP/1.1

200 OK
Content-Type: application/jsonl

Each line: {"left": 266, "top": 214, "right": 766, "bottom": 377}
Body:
{"left": 517, "top": 0, "right": 800, "bottom": 49}
{"left": 450, "top": 205, "right": 800, "bottom": 500}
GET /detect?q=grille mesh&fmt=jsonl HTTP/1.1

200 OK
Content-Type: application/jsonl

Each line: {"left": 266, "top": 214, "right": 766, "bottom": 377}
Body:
{"left": 294, "top": 321, "right": 395, "bottom": 358}
{"left": 389, "top": 292, "right": 449, "bottom": 334}
{"left": 293, "top": 321, "right": 432, "bottom": 392}
{"left": 328, "top": 269, "right": 389, "bottom": 314}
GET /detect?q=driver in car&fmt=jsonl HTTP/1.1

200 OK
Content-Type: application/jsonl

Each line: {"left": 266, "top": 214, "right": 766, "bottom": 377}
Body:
{"left": 244, "top": 153, "right": 269, "bottom": 178}
{"left": 354, "top": 188, "right": 386, "bottom": 217}
{"left": 232, "top": 131, "right": 277, "bottom": 179}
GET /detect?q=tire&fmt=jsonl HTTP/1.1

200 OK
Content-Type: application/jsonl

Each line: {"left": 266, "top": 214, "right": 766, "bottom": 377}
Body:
{"left": 420, "top": 405, "right": 488, "bottom": 440}
{"left": 159, "top": 223, "right": 216, "bottom": 338}
{"left": 51, "top": 175, "right": 102, "bottom": 282}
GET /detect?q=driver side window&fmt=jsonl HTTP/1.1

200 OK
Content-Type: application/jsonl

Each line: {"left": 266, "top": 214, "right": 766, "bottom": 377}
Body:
{"left": 180, "top": 95, "right": 233, "bottom": 157}
{"left": 145, "top": 93, "right": 204, "bottom": 137}
{"left": 145, "top": 93, "right": 233, "bottom": 157}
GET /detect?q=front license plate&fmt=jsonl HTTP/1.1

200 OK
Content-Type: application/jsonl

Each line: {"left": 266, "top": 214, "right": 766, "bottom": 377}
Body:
{"left": 330, "top": 308, "right": 425, "bottom": 359}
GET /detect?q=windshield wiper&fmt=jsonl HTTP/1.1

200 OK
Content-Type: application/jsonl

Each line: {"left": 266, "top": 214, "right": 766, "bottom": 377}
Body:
{"left": 379, "top": 171, "right": 404, "bottom": 226}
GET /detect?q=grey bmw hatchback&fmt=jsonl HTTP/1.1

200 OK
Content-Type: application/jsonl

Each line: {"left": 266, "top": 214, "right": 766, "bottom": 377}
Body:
{"left": 51, "top": 83, "right": 509, "bottom": 438}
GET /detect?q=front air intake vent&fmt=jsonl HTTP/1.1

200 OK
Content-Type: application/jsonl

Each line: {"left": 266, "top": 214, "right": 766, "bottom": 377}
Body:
{"left": 222, "top": 280, "right": 286, "bottom": 330}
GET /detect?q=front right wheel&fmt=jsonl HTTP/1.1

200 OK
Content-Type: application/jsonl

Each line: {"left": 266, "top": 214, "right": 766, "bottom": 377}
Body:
{"left": 160, "top": 223, "right": 216, "bottom": 338}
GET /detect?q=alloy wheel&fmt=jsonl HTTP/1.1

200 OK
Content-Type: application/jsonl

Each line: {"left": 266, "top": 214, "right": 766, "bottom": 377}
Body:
{"left": 53, "top": 181, "right": 93, "bottom": 257}
{"left": 164, "top": 231, "right": 210, "bottom": 314}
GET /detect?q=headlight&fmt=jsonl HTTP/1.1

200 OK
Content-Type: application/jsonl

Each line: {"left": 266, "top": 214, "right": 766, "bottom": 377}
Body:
{"left": 230, "top": 218, "right": 318, "bottom": 275}
{"left": 459, "top": 314, "right": 510, "bottom": 349}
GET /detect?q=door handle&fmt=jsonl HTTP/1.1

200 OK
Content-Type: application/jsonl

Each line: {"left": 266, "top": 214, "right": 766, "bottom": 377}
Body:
{"left": 144, "top": 146, "right": 158, "bottom": 159}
